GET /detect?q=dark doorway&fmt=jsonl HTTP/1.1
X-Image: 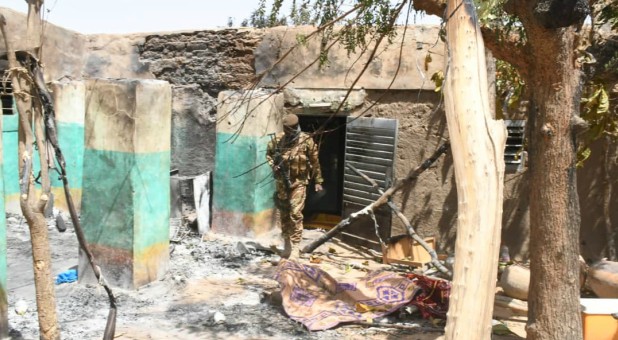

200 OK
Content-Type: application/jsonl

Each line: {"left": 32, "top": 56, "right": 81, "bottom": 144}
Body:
{"left": 298, "top": 115, "right": 346, "bottom": 225}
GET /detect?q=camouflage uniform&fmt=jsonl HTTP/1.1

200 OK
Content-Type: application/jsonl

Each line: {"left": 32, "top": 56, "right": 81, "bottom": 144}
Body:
{"left": 266, "top": 131, "right": 323, "bottom": 244}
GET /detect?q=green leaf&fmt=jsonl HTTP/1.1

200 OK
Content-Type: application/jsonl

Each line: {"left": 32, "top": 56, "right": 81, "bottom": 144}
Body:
{"left": 296, "top": 33, "right": 307, "bottom": 46}
{"left": 577, "top": 147, "right": 592, "bottom": 167}
{"left": 597, "top": 88, "right": 609, "bottom": 115}
{"left": 431, "top": 71, "right": 444, "bottom": 93}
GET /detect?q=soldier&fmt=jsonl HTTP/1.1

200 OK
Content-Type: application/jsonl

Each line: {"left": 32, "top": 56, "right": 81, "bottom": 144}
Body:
{"left": 266, "top": 114, "right": 324, "bottom": 259}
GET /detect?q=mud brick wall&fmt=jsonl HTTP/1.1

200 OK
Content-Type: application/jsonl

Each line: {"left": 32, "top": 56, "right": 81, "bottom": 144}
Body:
{"left": 139, "top": 29, "right": 264, "bottom": 176}
{"left": 140, "top": 29, "right": 262, "bottom": 97}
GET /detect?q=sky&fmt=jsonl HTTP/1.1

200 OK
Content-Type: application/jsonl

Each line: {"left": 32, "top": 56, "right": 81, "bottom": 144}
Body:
{"left": 2, "top": 0, "right": 279, "bottom": 34}
{"left": 2, "top": 0, "right": 441, "bottom": 34}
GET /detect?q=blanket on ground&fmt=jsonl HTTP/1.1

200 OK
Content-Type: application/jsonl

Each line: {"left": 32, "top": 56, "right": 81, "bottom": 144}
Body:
{"left": 275, "top": 260, "right": 420, "bottom": 331}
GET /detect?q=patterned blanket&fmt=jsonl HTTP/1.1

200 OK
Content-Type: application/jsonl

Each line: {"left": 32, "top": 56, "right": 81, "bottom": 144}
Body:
{"left": 275, "top": 260, "right": 420, "bottom": 331}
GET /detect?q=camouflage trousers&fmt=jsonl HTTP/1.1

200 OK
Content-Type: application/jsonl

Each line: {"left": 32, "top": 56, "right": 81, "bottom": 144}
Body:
{"left": 275, "top": 183, "right": 307, "bottom": 244}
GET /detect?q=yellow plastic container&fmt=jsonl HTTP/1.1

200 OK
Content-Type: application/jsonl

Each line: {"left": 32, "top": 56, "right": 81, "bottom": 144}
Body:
{"left": 581, "top": 298, "right": 618, "bottom": 340}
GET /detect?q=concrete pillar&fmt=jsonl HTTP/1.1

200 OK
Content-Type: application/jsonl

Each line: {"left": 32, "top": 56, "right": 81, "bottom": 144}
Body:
{"left": 212, "top": 90, "right": 283, "bottom": 237}
{"left": 79, "top": 79, "right": 172, "bottom": 289}
{"left": 49, "top": 81, "right": 86, "bottom": 212}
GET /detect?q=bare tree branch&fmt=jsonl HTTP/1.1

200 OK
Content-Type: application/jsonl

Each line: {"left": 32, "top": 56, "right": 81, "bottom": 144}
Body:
{"left": 346, "top": 163, "right": 452, "bottom": 277}
{"left": 302, "top": 141, "right": 450, "bottom": 254}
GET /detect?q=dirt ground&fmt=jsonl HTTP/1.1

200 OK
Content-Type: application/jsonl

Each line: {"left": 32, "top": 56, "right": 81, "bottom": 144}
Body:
{"left": 5, "top": 214, "right": 526, "bottom": 339}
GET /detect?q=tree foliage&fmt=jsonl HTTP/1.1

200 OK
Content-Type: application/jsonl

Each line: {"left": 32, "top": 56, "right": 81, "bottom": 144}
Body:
{"left": 248, "top": 0, "right": 404, "bottom": 50}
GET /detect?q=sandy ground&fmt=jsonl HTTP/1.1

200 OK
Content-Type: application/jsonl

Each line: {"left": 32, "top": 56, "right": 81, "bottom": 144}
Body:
{"left": 5, "top": 214, "right": 525, "bottom": 339}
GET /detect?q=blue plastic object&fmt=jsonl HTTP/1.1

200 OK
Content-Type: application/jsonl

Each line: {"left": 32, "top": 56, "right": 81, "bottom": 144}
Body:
{"left": 55, "top": 269, "right": 78, "bottom": 284}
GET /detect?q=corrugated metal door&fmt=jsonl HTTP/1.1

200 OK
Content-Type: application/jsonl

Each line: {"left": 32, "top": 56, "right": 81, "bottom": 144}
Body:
{"left": 341, "top": 117, "right": 398, "bottom": 250}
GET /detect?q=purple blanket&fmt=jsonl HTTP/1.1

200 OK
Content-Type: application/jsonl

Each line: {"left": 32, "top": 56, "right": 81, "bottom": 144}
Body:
{"left": 275, "top": 260, "right": 419, "bottom": 331}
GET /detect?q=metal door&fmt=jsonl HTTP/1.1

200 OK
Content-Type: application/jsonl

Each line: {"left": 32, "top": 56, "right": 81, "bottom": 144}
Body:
{"left": 341, "top": 117, "right": 398, "bottom": 250}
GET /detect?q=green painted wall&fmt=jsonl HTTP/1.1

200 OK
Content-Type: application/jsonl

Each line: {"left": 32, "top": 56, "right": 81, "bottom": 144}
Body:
{"left": 2, "top": 114, "right": 84, "bottom": 209}
{"left": 51, "top": 122, "right": 85, "bottom": 188}
{"left": 133, "top": 152, "right": 171, "bottom": 251}
{"left": 82, "top": 149, "right": 136, "bottom": 250}
{"left": 82, "top": 149, "right": 170, "bottom": 251}
{"left": 213, "top": 132, "right": 275, "bottom": 214}
{"left": 2, "top": 114, "right": 19, "bottom": 198}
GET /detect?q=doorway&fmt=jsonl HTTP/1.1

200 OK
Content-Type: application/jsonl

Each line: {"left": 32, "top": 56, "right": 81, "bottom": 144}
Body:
{"left": 298, "top": 115, "right": 346, "bottom": 227}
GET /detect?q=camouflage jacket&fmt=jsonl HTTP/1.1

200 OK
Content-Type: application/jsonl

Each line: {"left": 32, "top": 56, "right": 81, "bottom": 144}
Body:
{"left": 266, "top": 132, "right": 324, "bottom": 186}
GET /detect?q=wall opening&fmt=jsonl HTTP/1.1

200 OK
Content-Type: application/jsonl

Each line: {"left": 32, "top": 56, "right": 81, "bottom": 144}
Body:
{"left": 298, "top": 115, "right": 347, "bottom": 228}
{"left": 0, "top": 77, "right": 15, "bottom": 115}
{"left": 504, "top": 119, "right": 526, "bottom": 173}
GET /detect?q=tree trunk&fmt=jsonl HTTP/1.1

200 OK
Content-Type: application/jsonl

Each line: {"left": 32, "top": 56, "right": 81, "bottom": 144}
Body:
{"left": 12, "top": 64, "right": 59, "bottom": 340}
{"left": 442, "top": 0, "right": 507, "bottom": 339}
{"left": 0, "top": 8, "right": 60, "bottom": 340}
{"left": 525, "top": 26, "right": 583, "bottom": 340}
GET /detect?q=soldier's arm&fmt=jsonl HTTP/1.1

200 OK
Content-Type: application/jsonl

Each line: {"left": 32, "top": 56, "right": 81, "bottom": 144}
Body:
{"left": 307, "top": 137, "right": 324, "bottom": 184}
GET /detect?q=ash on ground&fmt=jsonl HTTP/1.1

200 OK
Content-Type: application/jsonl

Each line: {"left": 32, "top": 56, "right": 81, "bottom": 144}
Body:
{"left": 5, "top": 214, "right": 438, "bottom": 340}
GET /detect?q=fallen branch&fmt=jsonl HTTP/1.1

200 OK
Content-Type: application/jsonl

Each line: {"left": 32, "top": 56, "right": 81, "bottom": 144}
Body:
{"left": 302, "top": 141, "right": 450, "bottom": 254}
{"left": 346, "top": 163, "right": 452, "bottom": 277}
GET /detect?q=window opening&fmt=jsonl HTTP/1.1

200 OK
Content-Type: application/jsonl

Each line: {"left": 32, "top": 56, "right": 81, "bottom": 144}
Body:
{"left": 504, "top": 120, "right": 526, "bottom": 173}
{"left": 1, "top": 78, "right": 15, "bottom": 115}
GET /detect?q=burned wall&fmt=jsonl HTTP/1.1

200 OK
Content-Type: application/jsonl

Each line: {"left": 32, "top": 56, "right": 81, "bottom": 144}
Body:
{"left": 139, "top": 29, "right": 263, "bottom": 176}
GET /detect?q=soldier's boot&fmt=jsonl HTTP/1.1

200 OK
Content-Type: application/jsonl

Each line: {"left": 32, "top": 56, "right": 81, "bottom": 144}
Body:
{"left": 288, "top": 243, "right": 301, "bottom": 260}
{"left": 281, "top": 237, "right": 293, "bottom": 259}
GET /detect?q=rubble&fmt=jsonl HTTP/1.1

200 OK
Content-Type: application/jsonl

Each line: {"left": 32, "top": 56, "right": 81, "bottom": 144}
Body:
{"left": 4, "top": 217, "right": 526, "bottom": 339}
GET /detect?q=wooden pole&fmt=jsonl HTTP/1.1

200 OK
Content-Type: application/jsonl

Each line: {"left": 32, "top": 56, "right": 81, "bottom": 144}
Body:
{"left": 442, "top": 0, "right": 507, "bottom": 339}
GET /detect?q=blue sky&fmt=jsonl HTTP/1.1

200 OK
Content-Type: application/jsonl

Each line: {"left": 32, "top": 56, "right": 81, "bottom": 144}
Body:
{"left": 2, "top": 0, "right": 440, "bottom": 34}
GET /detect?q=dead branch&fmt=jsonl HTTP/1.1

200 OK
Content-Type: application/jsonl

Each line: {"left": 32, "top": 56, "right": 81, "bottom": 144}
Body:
{"left": 302, "top": 141, "right": 450, "bottom": 254}
{"left": 346, "top": 163, "right": 452, "bottom": 277}
{"left": 25, "top": 52, "right": 118, "bottom": 340}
